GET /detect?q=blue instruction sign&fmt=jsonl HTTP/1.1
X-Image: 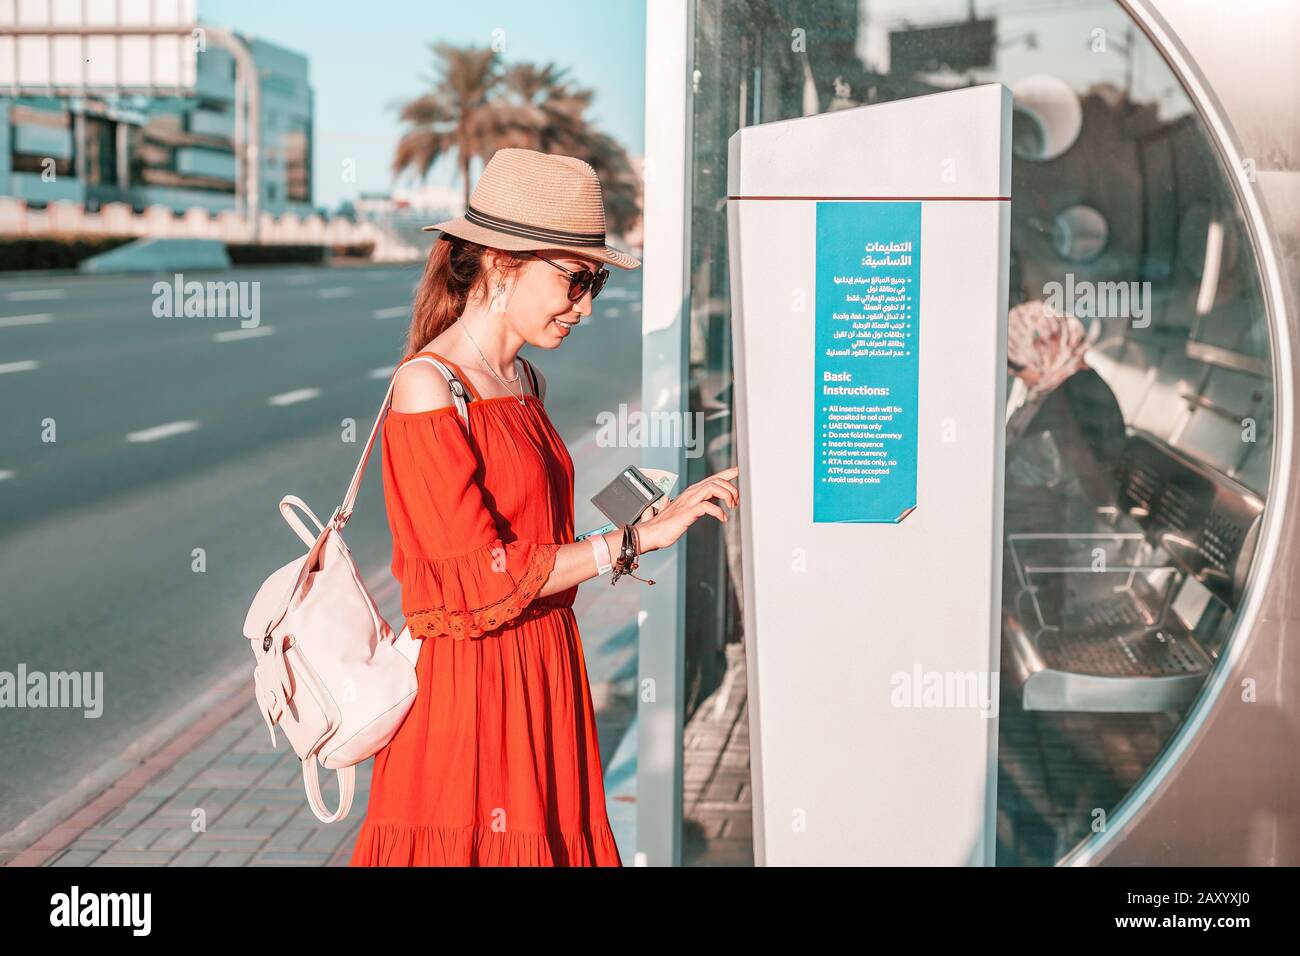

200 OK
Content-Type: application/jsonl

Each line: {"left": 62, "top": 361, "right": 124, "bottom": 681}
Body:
{"left": 813, "top": 201, "right": 921, "bottom": 523}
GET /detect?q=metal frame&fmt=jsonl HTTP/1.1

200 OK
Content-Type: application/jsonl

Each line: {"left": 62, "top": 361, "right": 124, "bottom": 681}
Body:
{"left": 1060, "top": 0, "right": 1295, "bottom": 866}
{"left": 634, "top": 0, "right": 1294, "bottom": 869}
{"left": 636, "top": 0, "right": 696, "bottom": 867}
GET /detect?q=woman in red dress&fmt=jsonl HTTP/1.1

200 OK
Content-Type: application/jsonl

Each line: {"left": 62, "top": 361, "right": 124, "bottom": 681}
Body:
{"left": 348, "top": 148, "right": 739, "bottom": 866}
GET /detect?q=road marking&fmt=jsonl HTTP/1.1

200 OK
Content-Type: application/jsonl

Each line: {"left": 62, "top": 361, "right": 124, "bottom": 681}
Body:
{"left": 319, "top": 287, "right": 353, "bottom": 299}
{"left": 600, "top": 288, "right": 633, "bottom": 300}
{"left": 372, "top": 306, "right": 407, "bottom": 319}
{"left": 370, "top": 366, "right": 398, "bottom": 379}
{"left": 604, "top": 308, "right": 621, "bottom": 318}
{"left": 285, "top": 273, "right": 315, "bottom": 285}
{"left": 0, "top": 359, "right": 39, "bottom": 374}
{"left": 0, "top": 313, "right": 53, "bottom": 328}
{"left": 268, "top": 388, "right": 321, "bottom": 406}
{"left": 6, "top": 289, "right": 65, "bottom": 302}
{"left": 0, "top": 469, "right": 14, "bottom": 481}
{"left": 212, "top": 326, "right": 274, "bottom": 342}
{"left": 127, "top": 421, "right": 199, "bottom": 442}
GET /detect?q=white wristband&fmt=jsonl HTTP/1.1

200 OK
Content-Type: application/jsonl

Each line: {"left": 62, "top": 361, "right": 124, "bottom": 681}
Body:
{"left": 589, "top": 532, "right": 613, "bottom": 574}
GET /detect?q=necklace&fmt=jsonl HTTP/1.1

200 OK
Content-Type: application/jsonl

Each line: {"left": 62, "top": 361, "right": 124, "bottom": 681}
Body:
{"left": 457, "top": 317, "right": 526, "bottom": 405}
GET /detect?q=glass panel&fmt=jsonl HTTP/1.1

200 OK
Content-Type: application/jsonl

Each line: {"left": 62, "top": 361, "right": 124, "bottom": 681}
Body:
{"left": 686, "top": 0, "right": 1275, "bottom": 865}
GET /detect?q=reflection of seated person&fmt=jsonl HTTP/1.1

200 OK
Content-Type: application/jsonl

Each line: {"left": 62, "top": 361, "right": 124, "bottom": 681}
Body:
{"left": 1004, "top": 299, "right": 1126, "bottom": 537}
{"left": 1002, "top": 300, "right": 1127, "bottom": 623}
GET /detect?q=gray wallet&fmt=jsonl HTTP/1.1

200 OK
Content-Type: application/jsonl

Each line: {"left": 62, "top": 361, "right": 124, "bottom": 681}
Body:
{"left": 591, "top": 465, "right": 665, "bottom": 527}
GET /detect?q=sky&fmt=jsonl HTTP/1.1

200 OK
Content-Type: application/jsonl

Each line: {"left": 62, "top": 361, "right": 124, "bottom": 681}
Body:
{"left": 199, "top": 0, "right": 647, "bottom": 212}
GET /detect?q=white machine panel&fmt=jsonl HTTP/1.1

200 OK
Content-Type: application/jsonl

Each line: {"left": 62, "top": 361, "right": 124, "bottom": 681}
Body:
{"left": 727, "top": 84, "right": 1013, "bottom": 865}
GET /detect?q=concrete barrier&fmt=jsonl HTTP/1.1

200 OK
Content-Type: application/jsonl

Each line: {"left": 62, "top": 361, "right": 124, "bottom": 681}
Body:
{"left": 78, "top": 237, "right": 233, "bottom": 274}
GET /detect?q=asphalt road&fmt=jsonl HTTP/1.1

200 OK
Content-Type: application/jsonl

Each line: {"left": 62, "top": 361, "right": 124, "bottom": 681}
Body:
{"left": 0, "top": 261, "right": 642, "bottom": 839}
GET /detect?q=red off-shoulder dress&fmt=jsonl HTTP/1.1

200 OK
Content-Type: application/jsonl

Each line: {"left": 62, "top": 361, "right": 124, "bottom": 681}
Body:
{"left": 348, "top": 350, "right": 621, "bottom": 866}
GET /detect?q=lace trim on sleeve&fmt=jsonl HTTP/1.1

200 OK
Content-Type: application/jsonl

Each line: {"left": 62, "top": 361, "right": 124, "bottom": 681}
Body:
{"left": 404, "top": 542, "right": 561, "bottom": 640}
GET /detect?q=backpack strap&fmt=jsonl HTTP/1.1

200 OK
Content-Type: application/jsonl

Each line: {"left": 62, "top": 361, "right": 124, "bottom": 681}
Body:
{"left": 257, "top": 354, "right": 474, "bottom": 648}
{"left": 404, "top": 355, "right": 472, "bottom": 426}
{"left": 329, "top": 355, "right": 471, "bottom": 534}
{"left": 519, "top": 356, "right": 540, "bottom": 399}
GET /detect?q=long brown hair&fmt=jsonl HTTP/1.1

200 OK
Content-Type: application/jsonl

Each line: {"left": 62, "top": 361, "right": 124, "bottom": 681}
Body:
{"left": 405, "top": 234, "right": 528, "bottom": 355}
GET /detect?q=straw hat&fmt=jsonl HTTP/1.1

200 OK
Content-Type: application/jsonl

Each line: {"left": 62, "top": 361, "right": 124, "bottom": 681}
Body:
{"left": 423, "top": 147, "right": 641, "bottom": 270}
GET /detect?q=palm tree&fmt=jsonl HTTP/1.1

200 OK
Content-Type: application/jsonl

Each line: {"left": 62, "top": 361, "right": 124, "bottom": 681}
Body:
{"left": 391, "top": 45, "right": 641, "bottom": 236}
{"left": 496, "top": 62, "right": 641, "bottom": 236}
{"left": 390, "top": 43, "right": 515, "bottom": 209}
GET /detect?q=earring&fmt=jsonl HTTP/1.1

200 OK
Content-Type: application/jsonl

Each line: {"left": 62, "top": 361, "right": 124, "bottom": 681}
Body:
{"left": 491, "top": 281, "right": 508, "bottom": 312}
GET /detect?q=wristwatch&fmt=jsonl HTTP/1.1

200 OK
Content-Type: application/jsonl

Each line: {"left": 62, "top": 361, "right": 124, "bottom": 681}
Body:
{"left": 589, "top": 532, "right": 613, "bottom": 575}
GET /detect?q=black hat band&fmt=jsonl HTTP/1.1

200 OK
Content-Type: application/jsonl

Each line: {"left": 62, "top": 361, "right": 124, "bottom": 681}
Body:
{"left": 464, "top": 203, "right": 607, "bottom": 247}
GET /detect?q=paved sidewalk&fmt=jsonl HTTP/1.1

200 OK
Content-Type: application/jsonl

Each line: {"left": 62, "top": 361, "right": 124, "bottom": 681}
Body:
{"left": 682, "top": 640, "right": 753, "bottom": 866}
{"left": 4, "top": 572, "right": 639, "bottom": 867}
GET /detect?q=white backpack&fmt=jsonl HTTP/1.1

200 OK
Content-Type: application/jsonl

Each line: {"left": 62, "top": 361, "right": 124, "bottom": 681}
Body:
{"left": 241, "top": 355, "right": 473, "bottom": 823}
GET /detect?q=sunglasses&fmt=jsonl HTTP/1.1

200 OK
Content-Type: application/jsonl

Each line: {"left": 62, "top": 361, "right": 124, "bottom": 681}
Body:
{"left": 528, "top": 252, "right": 610, "bottom": 302}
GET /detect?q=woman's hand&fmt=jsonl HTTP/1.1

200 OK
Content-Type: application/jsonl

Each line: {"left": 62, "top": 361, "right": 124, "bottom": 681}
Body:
{"left": 634, "top": 466, "right": 739, "bottom": 553}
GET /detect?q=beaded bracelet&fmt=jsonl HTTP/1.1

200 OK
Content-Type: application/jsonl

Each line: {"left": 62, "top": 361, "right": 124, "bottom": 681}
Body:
{"left": 610, "top": 522, "right": 655, "bottom": 586}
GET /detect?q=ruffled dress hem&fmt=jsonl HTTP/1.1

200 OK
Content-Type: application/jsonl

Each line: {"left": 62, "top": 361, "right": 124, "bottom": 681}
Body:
{"left": 348, "top": 817, "right": 623, "bottom": 867}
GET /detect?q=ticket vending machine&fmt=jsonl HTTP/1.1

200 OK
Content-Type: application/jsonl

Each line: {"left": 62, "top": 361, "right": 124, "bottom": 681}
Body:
{"left": 727, "top": 83, "right": 1013, "bottom": 865}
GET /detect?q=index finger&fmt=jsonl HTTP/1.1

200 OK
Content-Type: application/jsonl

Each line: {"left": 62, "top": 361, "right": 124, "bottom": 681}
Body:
{"left": 713, "top": 465, "right": 739, "bottom": 479}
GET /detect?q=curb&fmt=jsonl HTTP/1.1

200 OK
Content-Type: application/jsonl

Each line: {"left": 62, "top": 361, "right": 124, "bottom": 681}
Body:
{"left": 0, "top": 563, "right": 400, "bottom": 866}
{"left": 0, "top": 662, "right": 252, "bottom": 866}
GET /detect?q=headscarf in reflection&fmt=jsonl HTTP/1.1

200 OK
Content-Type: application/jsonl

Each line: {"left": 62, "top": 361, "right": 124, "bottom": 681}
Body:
{"left": 1006, "top": 299, "right": 1090, "bottom": 443}
{"left": 1007, "top": 298, "right": 1089, "bottom": 393}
